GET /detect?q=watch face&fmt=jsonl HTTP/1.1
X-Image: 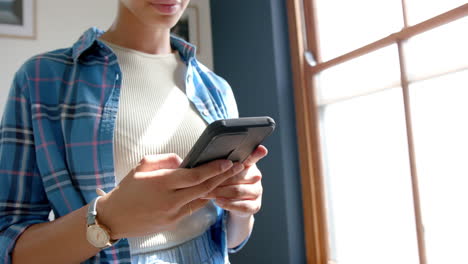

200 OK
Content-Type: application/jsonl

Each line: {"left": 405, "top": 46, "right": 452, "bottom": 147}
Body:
{"left": 87, "top": 225, "right": 110, "bottom": 248}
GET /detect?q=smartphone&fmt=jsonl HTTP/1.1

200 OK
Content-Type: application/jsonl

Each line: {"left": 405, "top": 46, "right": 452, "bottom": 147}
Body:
{"left": 180, "top": 116, "right": 276, "bottom": 168}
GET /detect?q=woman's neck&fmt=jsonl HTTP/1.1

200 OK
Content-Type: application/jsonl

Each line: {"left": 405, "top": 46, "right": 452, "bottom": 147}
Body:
{"left": 101, "top": 3, "right": 172, "bottom": 55}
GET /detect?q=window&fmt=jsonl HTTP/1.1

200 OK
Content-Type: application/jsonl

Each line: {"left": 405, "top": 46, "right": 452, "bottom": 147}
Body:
{"left": 287, "top": 1, "right": 468, "bottom": 263}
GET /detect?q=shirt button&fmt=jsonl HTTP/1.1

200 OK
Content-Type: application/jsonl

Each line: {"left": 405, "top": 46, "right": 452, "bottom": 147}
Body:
{"left": 202, "top": 110, "right": 209, "bottom": 116}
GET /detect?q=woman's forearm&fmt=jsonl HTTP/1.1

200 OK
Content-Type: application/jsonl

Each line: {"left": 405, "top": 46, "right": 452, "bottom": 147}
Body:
{"left": 12, "top": 205, "right": 100, "bottom": 264}
{"left": 226, "top": 213, "right": 254, "bottom": 249}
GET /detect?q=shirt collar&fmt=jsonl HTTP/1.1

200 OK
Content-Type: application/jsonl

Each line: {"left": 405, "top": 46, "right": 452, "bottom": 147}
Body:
{"left": 72, "top": 27, "right": 197, "bottom": 63}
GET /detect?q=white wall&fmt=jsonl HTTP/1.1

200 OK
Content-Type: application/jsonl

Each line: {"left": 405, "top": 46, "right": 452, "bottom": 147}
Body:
{"left": 187, "top": 0, "right": 214, "bottom": 71}
{"left": 0, "top": 0, "right": 213, "bottom": 117}
{"left": 0, "top": 0, "right": 117, "bottom": 116}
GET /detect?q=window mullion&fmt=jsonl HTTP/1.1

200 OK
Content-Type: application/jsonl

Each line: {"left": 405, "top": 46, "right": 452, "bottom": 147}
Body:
{"left": 309, "top": 4, "right": 468, "bottom": 75}
{"left": 401, "top": 0, "right": 409, "bottom": 28}
{"left": 397, "top": 40, "right": 428, "bottom": 264}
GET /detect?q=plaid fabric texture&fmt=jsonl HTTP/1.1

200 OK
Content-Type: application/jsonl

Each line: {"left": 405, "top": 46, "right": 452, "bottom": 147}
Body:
{"left": 0, "top": 27, "right": 242, "bottom": 263}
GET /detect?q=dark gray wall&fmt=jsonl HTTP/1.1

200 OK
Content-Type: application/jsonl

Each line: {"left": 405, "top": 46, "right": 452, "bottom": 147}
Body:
{"left": 210, "top": 1, "right": 306, "bottom": 263}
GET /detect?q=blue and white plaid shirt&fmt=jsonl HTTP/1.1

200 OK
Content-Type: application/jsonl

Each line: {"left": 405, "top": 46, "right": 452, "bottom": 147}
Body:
{"left": 0, "top": 27, "right": 245, "bottom": 263}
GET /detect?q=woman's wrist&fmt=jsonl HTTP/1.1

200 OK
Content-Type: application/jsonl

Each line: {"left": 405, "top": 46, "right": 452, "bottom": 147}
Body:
{"left": 226, "top": 212, "right": 255, "bottom": 249}
{"left": 229, "top": 211, "right": 254, "bottom": 221}
{"left": 229, "top": 213, "right": 255, "bottom": 233}
{"left": 96, "top": 193, "right": 120, "bottom": 240}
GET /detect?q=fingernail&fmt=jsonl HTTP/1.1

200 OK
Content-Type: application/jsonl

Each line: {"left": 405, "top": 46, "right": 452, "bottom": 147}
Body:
{"left": 221, "top": 160, "right": 233, "bottom": 170}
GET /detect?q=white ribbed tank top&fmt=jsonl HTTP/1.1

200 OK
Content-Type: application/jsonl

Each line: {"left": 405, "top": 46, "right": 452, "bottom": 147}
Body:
{"left": 102, "top": 40, "right": 218, "bottom": 255}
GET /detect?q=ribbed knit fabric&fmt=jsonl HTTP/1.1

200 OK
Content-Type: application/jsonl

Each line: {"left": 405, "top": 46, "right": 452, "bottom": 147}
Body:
{"left": 102, "top": 40, "right": 218, "bottom": 254}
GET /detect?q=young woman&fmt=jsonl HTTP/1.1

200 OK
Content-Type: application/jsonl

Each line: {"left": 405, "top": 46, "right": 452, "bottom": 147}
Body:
{"left": 0, "top": 0, "right": 267, "bottom": 263}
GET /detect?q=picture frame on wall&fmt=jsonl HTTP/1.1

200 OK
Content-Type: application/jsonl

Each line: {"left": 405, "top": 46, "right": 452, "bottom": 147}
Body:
{"left": 0, "top": 0, "right": 35, "bottom": 39}
{"left": 171, "top": 0, "right": 214, "bottom": 69}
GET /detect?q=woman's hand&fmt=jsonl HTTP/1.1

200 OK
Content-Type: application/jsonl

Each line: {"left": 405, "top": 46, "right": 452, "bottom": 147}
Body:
{"left": 203, "top": 146, "right": 268, "bottom": 218}
{"left": 97, "top": 154, "right": 245, "bottom": 239}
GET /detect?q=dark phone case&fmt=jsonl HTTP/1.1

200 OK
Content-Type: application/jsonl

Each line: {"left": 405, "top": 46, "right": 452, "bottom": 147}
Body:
{"left": 180, "top": 117, "right": 276, "bottom": 168}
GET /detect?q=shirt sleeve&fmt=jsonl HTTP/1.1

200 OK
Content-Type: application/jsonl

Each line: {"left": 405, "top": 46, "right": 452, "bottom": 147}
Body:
{"left": 0, "top": 68, "right": 51, "bottom": 263}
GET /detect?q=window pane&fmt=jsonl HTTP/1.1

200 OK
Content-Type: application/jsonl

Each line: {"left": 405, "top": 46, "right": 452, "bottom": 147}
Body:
{"left": 405, "top": 17, "right": 468, "bottom": 82}
{"left": 318, "top": 45, "right": 400, "bottom": 105}
{"left": 321, "top": 88, "right": 419, "bottom": 264}
{"left": 410, "top": 70, "right": 468, "bottom": 264}
{"left": 314, "top": 0, "right": 404, "bottom": 61}
{"left": 405, "top": 0, "right": 466, "bottom": 26}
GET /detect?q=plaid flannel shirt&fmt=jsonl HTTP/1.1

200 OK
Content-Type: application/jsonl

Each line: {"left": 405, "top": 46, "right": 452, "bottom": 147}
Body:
{"left": 0, "top": 27, "right": 246, "bottom": 263}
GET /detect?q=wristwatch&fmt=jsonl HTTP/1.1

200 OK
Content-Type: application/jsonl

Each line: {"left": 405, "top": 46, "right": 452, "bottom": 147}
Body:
{"left": 86, "top": 194, "right": 119, "bottom": 249}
